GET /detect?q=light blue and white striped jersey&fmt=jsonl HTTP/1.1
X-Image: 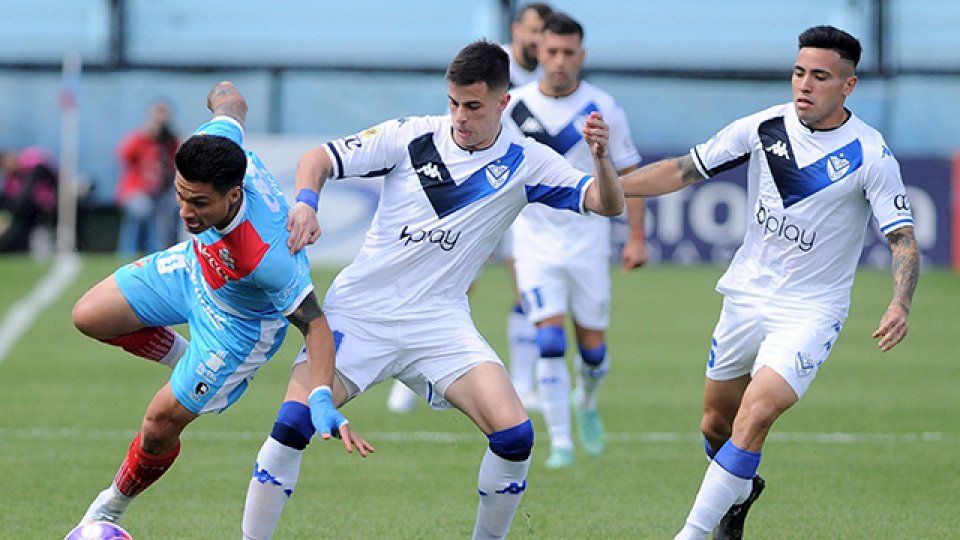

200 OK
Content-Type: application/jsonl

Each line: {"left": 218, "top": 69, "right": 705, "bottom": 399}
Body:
{"left": 691, "top": 103, "right": 913, "bottom": 313}
{"left": 322, "top": 114, "right": 595, "bottom": 320}
{"left": 187, "top": 116, "right": 314, "bottom": 320}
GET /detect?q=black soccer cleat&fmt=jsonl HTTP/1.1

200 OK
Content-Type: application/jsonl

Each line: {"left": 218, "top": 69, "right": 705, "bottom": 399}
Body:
{"left": 713, "top": 474, "right": 765, "bottom": 540}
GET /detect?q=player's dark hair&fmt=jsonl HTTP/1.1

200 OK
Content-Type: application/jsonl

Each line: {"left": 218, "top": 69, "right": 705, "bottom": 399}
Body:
{"left": 446, "top": 40, "right": 510, "bottom": 94}
{"left": 798, "top": 25, "right": 861, "bottom": 68}
{"left": 543, "top": 12, "right": 583, "bottom": 41}
{"left": 175, "top": 134, "right": 246, "bottom": 194}
{"left": 516, "top": 2, "right": 553, "bottom": 22}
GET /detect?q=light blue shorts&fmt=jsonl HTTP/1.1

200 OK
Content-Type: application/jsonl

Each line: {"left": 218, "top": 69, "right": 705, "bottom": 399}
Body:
{"left": 115, "top": 242, "right": 289, "bottom": 414}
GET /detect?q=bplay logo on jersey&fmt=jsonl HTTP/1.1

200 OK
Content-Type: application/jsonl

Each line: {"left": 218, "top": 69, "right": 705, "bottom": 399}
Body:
{"left": 399, "top": 224, "right": 460, "bottom": 251}
{"left": 755, "top": 200, "right": 817, "bottom": 252}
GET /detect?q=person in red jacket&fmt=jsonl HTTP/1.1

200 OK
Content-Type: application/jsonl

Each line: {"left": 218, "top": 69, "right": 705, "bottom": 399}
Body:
{"left": 115, "top": 100, "right": 179, "bottom": 256}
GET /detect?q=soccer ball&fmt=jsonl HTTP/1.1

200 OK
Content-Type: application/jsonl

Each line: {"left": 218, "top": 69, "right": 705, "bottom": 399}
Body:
{"left": 63, "top": 521, "right": 133, "bottom": 540}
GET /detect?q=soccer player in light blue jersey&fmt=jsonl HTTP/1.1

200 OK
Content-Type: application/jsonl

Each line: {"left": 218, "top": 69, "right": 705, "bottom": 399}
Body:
{"left": 618, "top": 26, "right": 920, "bottom": 539}
{"left": 241, "top": 40, "right": 626, "bottom": 540}
{"left": 69, "top": 82, "right": 371, "bottom": 529}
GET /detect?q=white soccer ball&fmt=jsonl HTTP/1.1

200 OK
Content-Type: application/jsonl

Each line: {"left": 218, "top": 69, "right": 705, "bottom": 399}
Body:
{"left": 63, "top": 521, "right": 133, "bottom": 540}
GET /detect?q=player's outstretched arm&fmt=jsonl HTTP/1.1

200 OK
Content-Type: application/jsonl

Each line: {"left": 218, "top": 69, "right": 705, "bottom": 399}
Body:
{"left": 287, "top": 291, "right": 374, "bottom": 457}
{"left": 206, "top": 81, "right": 248, "bottom": 127}
{"left": 873, "top": 226, "right": 919, "bottom": 352}
{"left": 582, "top": 111, "right": 625, "bottom": 216}
{"left": 620, "top": 154, "right": 706, "bottom": 198}
{"left": 287, "top": 146, "right": 335, "bottom": 253}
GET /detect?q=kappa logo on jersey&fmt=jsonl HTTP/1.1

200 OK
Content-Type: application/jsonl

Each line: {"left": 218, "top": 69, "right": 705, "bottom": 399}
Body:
{"left": 485, "top": 162, "right": 511, "bottom": 188}
{"left": 827, "top": 154, "right": 851, "bottom": 182}
{"left": 765, "top": 140, "right": 791, "bottom": 160}
{"left": 399, "top": 224, "right": 460, "bottom": 251}
{"left": 510, "top": 100, "right": 599, "bottom": 155}
{"left": 519, "top": 116, "right": 544, "bottom": 133}
{"left": 409, "top": 133, "right": 524, "bottom": 218}
{"left": 194, "top": 220, "right": 269, "bottom": 289}
{"left": 416, "top": 162, "right": 443, "bottom": 180}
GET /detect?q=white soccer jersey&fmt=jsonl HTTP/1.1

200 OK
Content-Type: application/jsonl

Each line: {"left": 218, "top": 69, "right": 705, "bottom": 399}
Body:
{"left": 503, "top": 44, "right": 542, "bottom": 88}
{"left": 691, "top": 103, "right": 913, "bottom": 314}
{"left": 321, "top": 115, "right": 596, "bottom": 320}
{"left": 504, "top": 80, "right": 640, "bottom": 263}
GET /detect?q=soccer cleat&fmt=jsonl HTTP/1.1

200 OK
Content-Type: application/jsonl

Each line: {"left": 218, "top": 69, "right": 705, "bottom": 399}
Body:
{"left": 78, "top": 487, "right": 130, "bottom": 526}
{"left": 713, "top": 474, "right": 765, "bottom": 540}
{"left": 544, "top": 447, "right": 575, "bottom": 469}
{"left": 572, "top": 390, "right": 605, "bottom": 456}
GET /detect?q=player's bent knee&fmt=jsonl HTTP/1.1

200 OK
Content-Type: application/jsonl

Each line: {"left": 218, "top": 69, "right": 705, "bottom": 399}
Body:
{"left": 487, "top": 419, "right": 534, "bottom": 461}
{"left": 578, "top": 342, "right": 607, "bottom": 366}
{"left": 536, "top": 326, "right": 566, "bottom": 358}
{"left": 270, "top": 401, "right": 316, "bottom": 450}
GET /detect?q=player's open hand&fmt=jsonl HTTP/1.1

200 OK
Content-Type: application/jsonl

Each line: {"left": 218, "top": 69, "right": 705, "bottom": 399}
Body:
{"left": 287, "top": 203, "right": 322, "bottom": 254}
{"left": 336, "top": 423, "right": 375, "bottom": 458}
{"left": 582, "top": 111, "right": 609, "bottom": 159}
{"left": 872, "top": 302, "right": 909, "bottom": 352}
{"left": 307, "top": 386, "right": 375, "bottom": 457}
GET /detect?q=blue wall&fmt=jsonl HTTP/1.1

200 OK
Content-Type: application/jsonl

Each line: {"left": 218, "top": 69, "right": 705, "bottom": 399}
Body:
{"left": 1, "top": 0, "right": 958, "bottom": 203}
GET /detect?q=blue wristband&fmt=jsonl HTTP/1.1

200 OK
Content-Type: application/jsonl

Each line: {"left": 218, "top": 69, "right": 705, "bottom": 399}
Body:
{"left": 296, "top": 188, "right": 319, "bottom": 211}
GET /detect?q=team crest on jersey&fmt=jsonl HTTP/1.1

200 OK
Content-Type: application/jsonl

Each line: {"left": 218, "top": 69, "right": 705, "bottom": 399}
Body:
{"left": 219, "top": 247, "right": 236, "bottom": 270}
{"left": 485, "top": 162, "right": 511, "bottom": 189}
{"left": 826, "top": 154, "right": 851, "bottom": 182}
{"left": 360, "top": 127, "right": 380, "bottom": 139}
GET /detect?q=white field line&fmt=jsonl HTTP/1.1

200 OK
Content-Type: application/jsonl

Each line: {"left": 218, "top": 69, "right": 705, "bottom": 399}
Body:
{"left": 0, "top": 253, "right": 82, "bottom": 364}
{"left": 0, "top": 427, "right": 952, "bottom": 445}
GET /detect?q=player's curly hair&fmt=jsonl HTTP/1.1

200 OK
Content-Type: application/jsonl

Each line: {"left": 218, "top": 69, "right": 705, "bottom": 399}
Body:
{"left": 175, "top": 134, "right": 246, "bottom": 194}
{"left": 798, "top": 25, "right": 862, "bottom": 68}
{"left": 446, "top": 40, "right": 510, "bottom": 94}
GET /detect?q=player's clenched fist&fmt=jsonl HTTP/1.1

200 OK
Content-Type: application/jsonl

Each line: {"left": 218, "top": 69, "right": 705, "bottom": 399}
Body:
{"left": 582, "top": 111, "right": 609, "bottom": 158}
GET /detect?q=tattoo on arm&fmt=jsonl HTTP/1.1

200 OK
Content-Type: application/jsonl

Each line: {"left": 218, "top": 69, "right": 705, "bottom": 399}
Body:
{"left": 286, "top": 291, "right": 325, "bottom": 335}
{"left": 676, "top": 155, "right": 706, "bottom": 185}
{"left": 886, "top": 227, "right": 920, "bottom": 313}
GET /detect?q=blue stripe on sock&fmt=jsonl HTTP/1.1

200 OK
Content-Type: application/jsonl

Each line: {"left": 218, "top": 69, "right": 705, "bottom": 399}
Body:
{"left": 715, "top": 440, "right": 761, "bottom": 479}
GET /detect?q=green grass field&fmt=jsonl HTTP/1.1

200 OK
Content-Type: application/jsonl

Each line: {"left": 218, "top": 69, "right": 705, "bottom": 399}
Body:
{"left": 1, "top": 255, "right": 957, "bottom": 539}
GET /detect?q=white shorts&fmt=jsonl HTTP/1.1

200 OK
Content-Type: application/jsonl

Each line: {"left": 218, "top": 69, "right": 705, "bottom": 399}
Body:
{"left": 707, "top": 295, "right": 844, "bottom": 399}
{"left": 514, "top": 256, "right": 610, "bottom": 329}
{"left": 293, "top": 309, "right": 502, "bottom": 409}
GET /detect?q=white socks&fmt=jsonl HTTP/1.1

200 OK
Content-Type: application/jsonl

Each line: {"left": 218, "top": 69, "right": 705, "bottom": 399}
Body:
{"left": 537, "top": 357, "right": 573, "bottom": 450}
{"left": 507, "top": 310, "right": 539, "bottom": 398}
{"left": 472, "top": 448, "right": 531, "bottom": 540}
{"left": 675, "top": 460, "right": 753, "bottom": 539}
{"left": 242, "top": 437, "right": 304, "bottom": 540}
{"left": 575, "top": 354, "right": 609, "bottom": 411}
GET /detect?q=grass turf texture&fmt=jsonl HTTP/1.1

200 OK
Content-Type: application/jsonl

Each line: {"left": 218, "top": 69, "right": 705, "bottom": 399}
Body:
{"left": 0, "top": 255, "right": 957, "bottom": 538}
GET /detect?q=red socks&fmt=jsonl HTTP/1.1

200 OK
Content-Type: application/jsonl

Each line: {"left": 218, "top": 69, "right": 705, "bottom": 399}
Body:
{"left": 103, "top": 327, "right": 176, "bottom": 362}
{"left": 114, "top": 433, "right": 181, "bottom": 497}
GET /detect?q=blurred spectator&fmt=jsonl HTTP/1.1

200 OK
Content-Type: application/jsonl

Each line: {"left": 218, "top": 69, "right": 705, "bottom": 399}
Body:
{"left": 0, "top": 146, "right": 58, "bottom": 253}
{"left": 115, "top": 100, "right": 179, "bottom": 256}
